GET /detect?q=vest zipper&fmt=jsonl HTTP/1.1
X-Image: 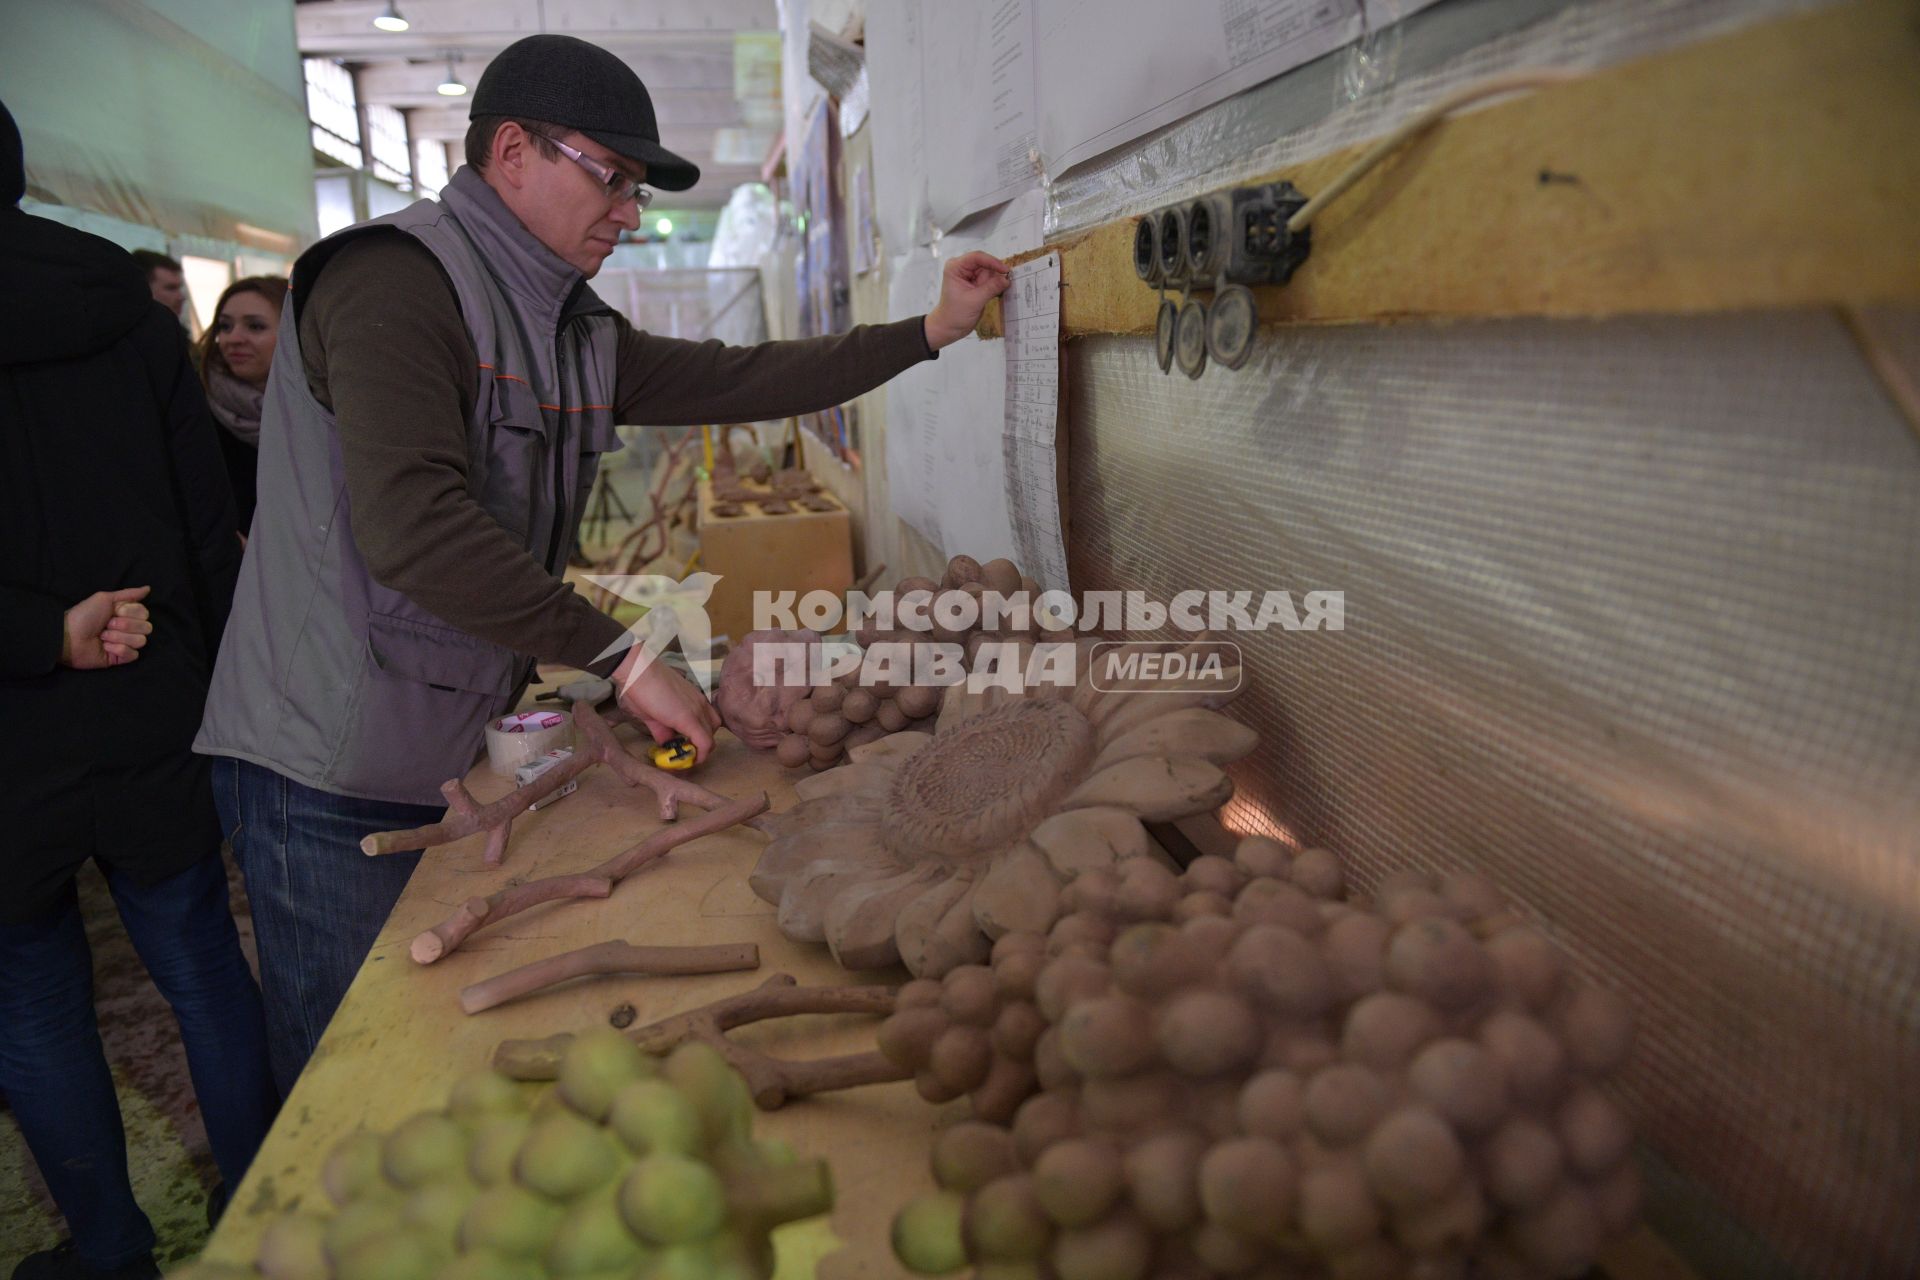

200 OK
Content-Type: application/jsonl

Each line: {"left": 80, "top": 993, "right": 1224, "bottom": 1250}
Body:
{"left": 535, "top": 325, "right": 573, "bottom": 689}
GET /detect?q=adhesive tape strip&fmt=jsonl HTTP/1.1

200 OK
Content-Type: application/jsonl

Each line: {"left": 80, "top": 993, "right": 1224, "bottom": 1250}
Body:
{"left": 485, "top": 710, "right": 573, "bottom": 776}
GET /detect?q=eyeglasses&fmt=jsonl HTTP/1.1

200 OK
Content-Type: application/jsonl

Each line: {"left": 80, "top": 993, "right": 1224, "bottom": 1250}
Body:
{"left": 541, "top": 135, "right": 654, "bottom": 211}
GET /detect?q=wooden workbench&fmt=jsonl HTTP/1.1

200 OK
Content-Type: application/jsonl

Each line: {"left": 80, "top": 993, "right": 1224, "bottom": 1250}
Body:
{"left": 197, "top": 713, "right": 1697, "bottom": 1280}
{"left": 198, "top": 719, "right": 942, "bottom": 1278}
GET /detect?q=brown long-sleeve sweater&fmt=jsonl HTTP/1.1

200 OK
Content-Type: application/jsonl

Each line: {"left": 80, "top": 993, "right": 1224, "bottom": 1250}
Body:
{"left": 299, "top": 233, "right": 933, "bottom": 671}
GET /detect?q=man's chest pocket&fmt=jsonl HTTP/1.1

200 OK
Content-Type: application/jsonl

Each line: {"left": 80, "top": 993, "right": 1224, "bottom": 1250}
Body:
{"left": 475, "top": 373, "right": 553, "bottom": 540}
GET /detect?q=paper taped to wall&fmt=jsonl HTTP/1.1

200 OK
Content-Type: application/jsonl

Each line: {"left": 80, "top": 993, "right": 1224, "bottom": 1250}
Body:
{"left": 1002, "top": 251, "right": 1070, "bottom": 591}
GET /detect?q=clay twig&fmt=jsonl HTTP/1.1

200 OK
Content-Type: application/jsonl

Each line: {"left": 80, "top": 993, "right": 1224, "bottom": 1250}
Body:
{"left": 409, "top": 790, "right": 770, "bottom": 964}
{"left": 459, "top": 940, "right": 761, "bottom": 1014}
{"left": 412, "top": 875, "right": 613, "bottom": 967}
{"left": 362, "top": 702, "right": 768, "bottom": 861}
{"left": 573, "top": 702, "right": 778, "bottom": 837}
{"left": 362, "top": 762, "right": 591, "bottom": 862}
{"left": 571, "top": 702, "right": 732, "bottom": 823}
{"left": 492, "top": 973, "right": 907, "bottom": 1108}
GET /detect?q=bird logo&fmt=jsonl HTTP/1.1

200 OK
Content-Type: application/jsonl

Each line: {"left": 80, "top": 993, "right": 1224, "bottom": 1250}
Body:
{"left": 583, "top": 572, "right": 722, "bottom": 696}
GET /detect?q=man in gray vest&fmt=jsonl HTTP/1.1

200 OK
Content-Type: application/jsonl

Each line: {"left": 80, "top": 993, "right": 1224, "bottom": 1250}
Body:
{"left": 194, "top": 34, "right": 1010, "bottom": 1094}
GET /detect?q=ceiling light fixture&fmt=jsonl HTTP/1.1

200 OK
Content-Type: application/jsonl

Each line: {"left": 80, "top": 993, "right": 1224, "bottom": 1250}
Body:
{"left": 372, "top": 3, "right": 409, "bottom": 33}
{"left": 655, "top": 217, "right": 674, "bottom": 237}
{"left": 437, "top": 53, "right": 467, "bottom": 97}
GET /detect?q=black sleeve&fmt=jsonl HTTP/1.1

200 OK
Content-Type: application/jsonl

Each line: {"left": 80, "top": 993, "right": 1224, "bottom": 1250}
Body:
{"left": 0, "top": 584, "right": 67, "bottom": 678}
{"left": 217, "top": 428, "right": 259, "bottom": 536}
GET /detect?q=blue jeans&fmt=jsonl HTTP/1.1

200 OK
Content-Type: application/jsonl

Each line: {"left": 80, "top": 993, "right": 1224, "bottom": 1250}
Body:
{"left": 212, "top": 758, "right": 441, "bottom": 1097}
{"left": 0, "top": 853, "right": 277, "bottom": 1270}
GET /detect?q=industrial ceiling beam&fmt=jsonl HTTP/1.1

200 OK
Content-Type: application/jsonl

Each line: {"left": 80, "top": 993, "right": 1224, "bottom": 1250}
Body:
{"left": 298, "top": 0, "right": 778, "bottom": 58}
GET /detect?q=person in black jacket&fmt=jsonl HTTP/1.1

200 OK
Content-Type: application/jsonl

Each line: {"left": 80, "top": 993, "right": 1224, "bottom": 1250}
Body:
{"left": 0, "top": 101, "right": 277, "bottom": 1280}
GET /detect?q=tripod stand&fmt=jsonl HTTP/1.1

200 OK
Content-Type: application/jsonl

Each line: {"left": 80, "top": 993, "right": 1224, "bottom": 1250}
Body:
{"left": 578, "top": 465, "right": 637, "bottom": 561}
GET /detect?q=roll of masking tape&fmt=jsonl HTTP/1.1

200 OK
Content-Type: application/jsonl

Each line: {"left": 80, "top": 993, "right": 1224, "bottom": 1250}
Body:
{"left": 486, "top": 709, "right": 572, "bottom": 776}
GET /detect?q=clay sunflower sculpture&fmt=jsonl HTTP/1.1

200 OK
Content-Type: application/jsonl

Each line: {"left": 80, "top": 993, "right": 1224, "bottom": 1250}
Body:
{"left": 749, "top": 639, "right": 1257, "bottom": 977}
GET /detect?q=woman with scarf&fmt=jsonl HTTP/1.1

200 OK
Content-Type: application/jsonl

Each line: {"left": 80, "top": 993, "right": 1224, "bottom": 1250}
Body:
{"left": 199, "top": 276, "right": 287, "bottom": 535}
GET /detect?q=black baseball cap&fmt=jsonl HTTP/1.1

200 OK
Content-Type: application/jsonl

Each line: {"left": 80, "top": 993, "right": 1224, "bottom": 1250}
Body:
{"left": 472, "top": 34, "right": 700, "bottom": 191}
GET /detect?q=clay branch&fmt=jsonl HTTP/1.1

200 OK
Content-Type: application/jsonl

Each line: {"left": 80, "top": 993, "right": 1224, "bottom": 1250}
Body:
{"left": 411, "top": 875, "right": 613, "bottom": 966}
{"left": 362, "top": 702, "right": 769, "bottom": 862}
{"left": 460, "top": 940, "right": 761, "bottom": 1014}
{"left": 491, "top": 973, "right": 908, "bottom": 1108}
{"left": 409, "top": 789, "right": 769, "bottom": 965}
{"left": 571, "top": 701, "right": 774, "bottom": 833}
{"left": 362, "top": 761, "right": 591, "bottom": 860}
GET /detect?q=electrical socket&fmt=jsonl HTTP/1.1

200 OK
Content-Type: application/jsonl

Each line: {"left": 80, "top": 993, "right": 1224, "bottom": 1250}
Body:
{"left": 1135, "top": 180, "right": 1313, "bottom": 292}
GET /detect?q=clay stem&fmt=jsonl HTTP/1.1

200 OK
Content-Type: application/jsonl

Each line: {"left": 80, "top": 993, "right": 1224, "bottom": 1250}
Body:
{"left": 492, "top": 1033, "right": 575, "bottom": 1079}
{"left": 724, "top": 1160, "right": 837, "bottom": 1231}
{"left": 459, "top": 940, "right": 760, "bottom": 1015}
{"left": 363, "top": 702, "right": 769, "bottom": 860}
{"left": 410, "top": 790, "right": 768, "bottom": 965}
{"left": 629, "top": 973, "right": 898, "bottom": 1049}
{"left": 361, "top": 753, "right": 592, "bottom": 857}
{"left": 410, "top": 876, "right": 611, "bottom": 966}
{"left": 572, "top": 702, "right": 731, "bottom": 822}
{"left": 587, "top": 791, "right": 769, "bottom": 882}
{"left": 490, "top": 972, "right": 905, "bottom": 1108}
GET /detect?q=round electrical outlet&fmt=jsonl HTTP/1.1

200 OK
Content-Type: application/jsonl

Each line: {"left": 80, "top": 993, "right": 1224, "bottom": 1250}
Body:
{"left": 1155, "top": 299, "right": 1178, "bottom": 373}
{"left": 1176, "top": 299, "right": 1209, "bottom": 378}
{"left": 1206, "top": 285, "right": 1258, "bottom": 370}
{"left": 1134, "top": 217, "right": 1161, "bottom": 285}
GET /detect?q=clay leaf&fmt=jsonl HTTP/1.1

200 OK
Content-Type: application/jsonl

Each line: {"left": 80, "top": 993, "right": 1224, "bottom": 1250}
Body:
{"left": 778, "top": 855, "right": 902, "bottom": 941}
{"left": 793, "top": 762, "right": 898, "bottom": 803}
{"left": 824, "top": 865, "right": 947, "bottom": 970}
{"left": 893, "top": 873, "right": 990, "bottom": 978}
{"left": 846, "top": 730, "right": 934, "bottom": 768}
{"left": 1029, "top": 805, "right": 1152, "bottom": 878}
{"left": 1061, "top": 756, "right": 1234, "bottom": 822}
{"left": 749, "top": 823, "right": 896, "bottom": 905}
{"left": 1092, "top": 676, "right": 1244, "bottom": 741}
{"left": 1086, "top": 707, "right": 1259, "bottom": 775}
{"left": 762, "top": 793, "right": 884, "bottom": 841}
{"left": 970, "top": 842, "right": 1064, "bottom": 939}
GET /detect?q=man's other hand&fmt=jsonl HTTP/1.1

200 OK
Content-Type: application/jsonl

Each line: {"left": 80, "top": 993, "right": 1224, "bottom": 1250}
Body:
{"left": 924, "top": 250, "right": 1013, "bottom": 349}
{"left": 62, "top": 586, "right": 152, "bottom": 669}
{"left": 613, "top": 647, "right": 723, "bottom": 762}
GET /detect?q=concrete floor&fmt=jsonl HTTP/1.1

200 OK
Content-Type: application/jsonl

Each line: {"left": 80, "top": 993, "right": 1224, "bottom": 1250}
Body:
{"left": 0, "top": 855, "right": 257, "bottom": 1272}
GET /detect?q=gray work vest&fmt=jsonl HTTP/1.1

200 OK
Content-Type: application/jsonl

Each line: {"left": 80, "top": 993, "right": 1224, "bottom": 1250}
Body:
{"left": 194, "top": 168, "right": 621, "bottom": 805}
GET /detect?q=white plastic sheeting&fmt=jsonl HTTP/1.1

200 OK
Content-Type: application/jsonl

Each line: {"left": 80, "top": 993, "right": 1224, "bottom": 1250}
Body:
{"left": 867, "top": 0, "right": 1837, "bottom": 248}
{"left": 2, "top": 0, "right": 316, "bottom": 249}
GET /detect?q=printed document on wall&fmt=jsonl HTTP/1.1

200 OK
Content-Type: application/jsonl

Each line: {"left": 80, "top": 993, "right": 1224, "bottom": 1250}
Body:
{"left": 1035, "top": 0, "right": 1361, "bottom": 174}
{"left": 1001, "top": 252, "right": 1069, "bottom": 593}
{"left": 923, "top": 0, "right": 1039, "bottom": 230}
